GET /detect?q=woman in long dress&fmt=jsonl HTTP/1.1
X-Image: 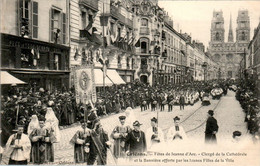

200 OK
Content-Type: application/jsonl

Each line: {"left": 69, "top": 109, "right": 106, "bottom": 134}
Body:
{"left": 125, "top": 107, "right": 136, "bottom": 128}
{"left": 27, "top": 115, "right": 40, "bottom": 136}
{"left": 45, "top": 107, "right": 61, "bottom": 143}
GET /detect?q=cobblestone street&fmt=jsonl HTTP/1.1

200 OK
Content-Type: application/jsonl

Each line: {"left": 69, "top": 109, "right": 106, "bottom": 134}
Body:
{"left": 53, "top": 91, "right": 250, "bottom": 164}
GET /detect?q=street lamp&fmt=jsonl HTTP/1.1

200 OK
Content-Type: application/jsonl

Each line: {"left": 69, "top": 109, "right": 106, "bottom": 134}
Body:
{"left": 202, "top": 62, "right": 207, "bottom": 82}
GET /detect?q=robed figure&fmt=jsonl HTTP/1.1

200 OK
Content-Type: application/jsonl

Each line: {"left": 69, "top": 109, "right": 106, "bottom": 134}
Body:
{"left": 126, "top": 121, "right": 147, "bottom": 154}
{"left": 1, "top": 124, "right": 31, "bottom": 165}
{"left": 88, "top": 119, "right": 111, "bottom": 165}
{"left": 70, "top": 120, "right": 91, "bottom": 163}
{"left": 111, "top": 116, "right": 131, "bottom": 159}
{"left": 29, "top": 116, "right": 56, "bottom": 164}
{"left": 167, "top": 116, "right": 187, "bottom": 142}
{"left": 146, "top": 117, "right": 164, "bottom": 152}
{"left": 205, "top": 110, "right": 219, "bottom": 144}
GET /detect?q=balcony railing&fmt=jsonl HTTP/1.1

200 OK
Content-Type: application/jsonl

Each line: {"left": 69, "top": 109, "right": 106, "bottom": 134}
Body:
{"left": 140, "top": 27, "right": 150, "bottom": 35}
{"left": 79, "top": 0, "right": 99, "bottom": 11}
{"left": 110, "top": 5, "right": 125, "bottom": 24}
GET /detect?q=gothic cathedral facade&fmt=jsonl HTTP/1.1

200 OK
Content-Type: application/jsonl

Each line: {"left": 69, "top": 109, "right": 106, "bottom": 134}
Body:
{"left": 208, "top": 10, "right": 250, "bottom": 79}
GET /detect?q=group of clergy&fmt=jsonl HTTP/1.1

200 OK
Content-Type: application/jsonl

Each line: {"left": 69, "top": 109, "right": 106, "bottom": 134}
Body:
{"left": 69, "top": 106, "right": 189, "bottom": 165}
{"left": 0, "top": 107, "right": 60, "bottom": 165}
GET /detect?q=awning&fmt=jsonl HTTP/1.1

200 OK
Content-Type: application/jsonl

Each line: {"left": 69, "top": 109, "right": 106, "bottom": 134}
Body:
{"left": 94, "top": 69, "right": 113, "bottom": 87}
{"left": 0, "top": 71, "right": 26, "bottom": 85}
{"left": 106, "top": 69, "right": 126, "bottom": 85}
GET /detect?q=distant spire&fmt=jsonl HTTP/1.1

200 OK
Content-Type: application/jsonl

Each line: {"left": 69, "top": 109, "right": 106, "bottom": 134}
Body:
{"left": 228, "top": 14, "right": 234, "bottom": 42}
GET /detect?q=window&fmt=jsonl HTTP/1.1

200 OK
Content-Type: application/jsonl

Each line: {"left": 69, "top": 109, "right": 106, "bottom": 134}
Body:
{"left": 54, "top": 54, "right": 61, "bottom": 70}
{"left": 141, "top": 18, "right": 148, "bottom": 27}
{"left": 19, "top": 0, "right": 30, "bottom": 37}
{"left": 50, "top": 8, "right": 66, "bottom": 44}
{"left": 215, "top": 22, "right": 221, "bottom": 28}
{"left": 216, "top": 32, "right": 220, "bottom": 41}
{"left": 141, "top": 41, "right": 147, "bottom": 53}
{"left": 32, "top": 1, "right": 38, "bottom": 38}
{"left": 241, "top": 31, "right": 246, "bottom": 40}
{"left": 81, "top": 11, "right": 86, "bottom": 29}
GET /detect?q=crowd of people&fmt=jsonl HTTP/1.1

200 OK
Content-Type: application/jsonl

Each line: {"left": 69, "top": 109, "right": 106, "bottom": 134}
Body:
{"left": 235, "top": 78, "right": 260, "bottom": 142}
{"left": 1, "top": 78, "right": 256, "bottom": 165}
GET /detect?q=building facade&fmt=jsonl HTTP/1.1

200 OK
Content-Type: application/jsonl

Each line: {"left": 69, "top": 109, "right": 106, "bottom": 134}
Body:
{"left": 248, "top": 20, "right": 260, "bottom": 99}
{"left": 208, "top": 10, "right": 250, "bottom": 79}
{"left": 0, "top": 0, "right": 70, "bottom": 91}
{"left": 69, "top": 0, "right": 136, "bottom": 89}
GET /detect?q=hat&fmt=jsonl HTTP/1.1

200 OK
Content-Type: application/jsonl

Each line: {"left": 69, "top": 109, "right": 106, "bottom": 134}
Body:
{"left": 133, "top": 120, "right": 142, "bottom": 126}
{"left": 151, "top": 117, "right": 157, "bottom": 123}
{"left": 119, "top": 116, "right": 126, "bottom": 120}
{"left": 233, "top": 131, "right": 242, "bottom": 137}
{"left": 173, "top": 116, "right": 180, "bottom": 121}
{"left": 208, "top": 110, "right": 214, "bottom": 116}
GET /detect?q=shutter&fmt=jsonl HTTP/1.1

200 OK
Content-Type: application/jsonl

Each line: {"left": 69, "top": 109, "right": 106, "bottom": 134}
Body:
{"left": 61, "top": 52, "right": 66, "bottom": 70}
{"left": 49, "top": 52, "right": 54, "bottom": 70}
{"left": 32, "top": 1, "right": 38, "bottom": 38}
{"left": 50, "top": 8, "right": 54, "bottom": 42}
{"left": 15, "top": 47, "right": 21, "bottom": 68}
{"left": 17, "top": 0, "right": 21, "bottom": 35}
{"left": 62, "top": 13, "right": 66, "bottom": 44}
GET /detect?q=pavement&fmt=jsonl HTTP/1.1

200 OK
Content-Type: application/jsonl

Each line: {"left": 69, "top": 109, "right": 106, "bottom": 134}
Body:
{"left": 51, "top": 90, "right": 250, "bottom": 164}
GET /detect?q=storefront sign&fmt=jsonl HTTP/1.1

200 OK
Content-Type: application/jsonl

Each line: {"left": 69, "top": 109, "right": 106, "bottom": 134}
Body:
{"left": 9, "top": 40, "right": 50, "bottom": 52}
{"left": 73, "top": 64, "right": 96, "bottom": 104}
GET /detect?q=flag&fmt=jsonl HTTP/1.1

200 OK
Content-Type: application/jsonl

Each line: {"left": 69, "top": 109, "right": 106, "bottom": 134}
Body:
{"left": 134, "top": 38, "right": 140, "bottom": 47}
{"left": 110, "top": 25, "right": 118, "bottom": 43}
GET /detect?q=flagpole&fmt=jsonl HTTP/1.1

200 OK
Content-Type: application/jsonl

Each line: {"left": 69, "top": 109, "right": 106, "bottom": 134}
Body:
{"left": 102, "top": 2, "right": 106, "bottom": 95}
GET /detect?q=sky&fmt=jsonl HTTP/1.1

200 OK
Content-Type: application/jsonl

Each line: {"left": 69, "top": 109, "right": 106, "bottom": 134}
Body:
{"left": 158, "top": 0, "right": 260, "bottom": 48}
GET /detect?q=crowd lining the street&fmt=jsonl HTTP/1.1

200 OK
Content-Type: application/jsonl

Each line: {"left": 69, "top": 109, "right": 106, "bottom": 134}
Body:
{"left": 3, "top": 79, "right": 257, "bottom": 165}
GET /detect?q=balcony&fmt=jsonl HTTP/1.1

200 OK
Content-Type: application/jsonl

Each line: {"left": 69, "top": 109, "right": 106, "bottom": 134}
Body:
{"left": 79, "top": 0, "right": 99, "bottom": 11}
{"left": 111, "top": 41, "right": 135, "bottom": 54}
{"left": 140, "top": 27, "right": 150, "bottom": 35}
{"left": 110, "top": 5, "right": 125, "bottom": 24}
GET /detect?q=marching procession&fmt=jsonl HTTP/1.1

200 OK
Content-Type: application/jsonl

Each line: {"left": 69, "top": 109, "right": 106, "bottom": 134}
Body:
{"left": 1, "top": 78, "right": 259, "bottom": 165}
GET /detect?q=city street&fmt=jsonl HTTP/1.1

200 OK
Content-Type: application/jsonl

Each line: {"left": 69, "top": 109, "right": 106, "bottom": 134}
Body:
{"left": 53, "top": 91, "right": 249, "bottom": 164}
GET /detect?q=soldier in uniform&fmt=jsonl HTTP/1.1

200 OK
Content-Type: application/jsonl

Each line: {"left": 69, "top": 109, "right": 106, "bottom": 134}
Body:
{"left": 205, "top": 110, "right": 219, "bottom": 144}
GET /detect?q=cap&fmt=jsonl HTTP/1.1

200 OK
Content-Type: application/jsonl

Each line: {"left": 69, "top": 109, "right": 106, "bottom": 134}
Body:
{"left": 151, "top": 117, "right": 157, "bottom": 123}
{"left": 133, "top": 120, "right": 142, "bottom": 126}
{"left": 208, "top": 110, "right": 214, "bottom": 116}
{"left": 233, "top": 131, "right": 242, "bottom": 137}
{"left": 173, "top": 116, "right": 180, "bottom": 121}
{"left": 119, "top": 116, "right": 126, "bottom": 120}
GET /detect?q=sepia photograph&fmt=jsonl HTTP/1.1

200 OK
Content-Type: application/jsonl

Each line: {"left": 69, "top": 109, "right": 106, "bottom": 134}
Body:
{"left": 0, "top": 0, "right": 260, "bottom": 165}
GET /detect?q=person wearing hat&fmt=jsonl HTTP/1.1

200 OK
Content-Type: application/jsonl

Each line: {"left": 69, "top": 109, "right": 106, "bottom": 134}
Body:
{"left": 1, "top": 123, "right": 31, "bottom": 165}
{"left": 111, "top": 115, "right": 131, "bottom": 161}
{"left": 167, "top": 116, "right": 187, "bottom": 142}
{"left": 70, "top": 119, "right": 91, "bottom": 163}
{"left": 125, "top": 121, "right": 147, "bottom": 156}
{"left": 145, "top": 117, "right": 164, "bottom": 152}
{"left": 205, "top": 110, "right": 219, "bottom": 144}
{"left": 29, "top": 115, "right": 56, "bottom": 164}
{"left": 87, "top": 119, "right": 111, "bottom": 165}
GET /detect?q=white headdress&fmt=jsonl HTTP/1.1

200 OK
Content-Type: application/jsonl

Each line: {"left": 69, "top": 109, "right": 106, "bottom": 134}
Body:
{"left": 27, "top": 115, "right": 40, "bottom": 135}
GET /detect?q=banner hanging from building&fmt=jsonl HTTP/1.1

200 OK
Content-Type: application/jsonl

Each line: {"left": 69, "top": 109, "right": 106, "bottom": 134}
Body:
{"left": 73, "top": 65, "right": 96, "bottom": 104}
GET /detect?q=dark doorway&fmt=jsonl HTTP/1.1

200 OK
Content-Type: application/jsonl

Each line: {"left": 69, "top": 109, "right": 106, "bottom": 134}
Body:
{"left": 140, "top": 75, "right": 148, "bottom": 83}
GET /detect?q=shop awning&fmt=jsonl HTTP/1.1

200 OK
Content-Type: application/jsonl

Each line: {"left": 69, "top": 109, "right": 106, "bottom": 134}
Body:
{"left": 0, "top": 71, "right": 26, "bottom": 85}
{"left": 94, "top": 69, "right": 113, "bottom": 87}
{"left": 106, "top": 69, "right": 126, "bottom": 85}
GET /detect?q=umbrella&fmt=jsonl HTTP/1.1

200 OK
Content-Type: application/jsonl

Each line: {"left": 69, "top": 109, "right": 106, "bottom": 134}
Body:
{"left": 0, "top": 71, "right": 26, "bottom": 85}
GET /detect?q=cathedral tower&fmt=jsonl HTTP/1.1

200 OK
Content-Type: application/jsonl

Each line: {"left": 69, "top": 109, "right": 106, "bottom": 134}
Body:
{"left": 210, "top": 10, "right": 225, "bottom": 43}
{"left": 228, "top": 14, "right": 234, "bottom": 42}
{"left": 236, "top": 10, "right": 250, "bottom": 42}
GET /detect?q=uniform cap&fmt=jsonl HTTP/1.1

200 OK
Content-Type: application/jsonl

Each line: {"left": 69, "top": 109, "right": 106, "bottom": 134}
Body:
{"left": 133, "top": 120, "right": 142, "bottom": 126}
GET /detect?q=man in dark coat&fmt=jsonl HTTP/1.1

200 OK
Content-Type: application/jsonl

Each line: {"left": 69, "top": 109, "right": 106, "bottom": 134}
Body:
{"left": 126, "top": 121, "right": 147, "bottom": 155}
{"left": 179, "top": 94, "right": 185, "bottom": 110}
{"left": 205, "top": 110, "right": 219, "bottom": 144}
